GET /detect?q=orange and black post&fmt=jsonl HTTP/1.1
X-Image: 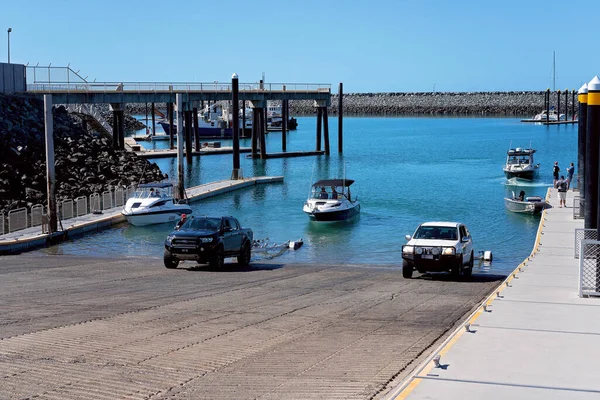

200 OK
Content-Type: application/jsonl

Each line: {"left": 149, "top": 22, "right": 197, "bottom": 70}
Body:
{"left": 585, "top": 77, "right": 599, "bottom": 230}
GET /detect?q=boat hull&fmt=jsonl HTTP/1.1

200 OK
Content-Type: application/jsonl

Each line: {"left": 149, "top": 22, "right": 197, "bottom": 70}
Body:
{"left": 122, "top": 207, "right": 192, "bottom": 227}
{"left": 158, "top": 121, "right": 233, "bottom": 139}
{"left": 503, "top": 168, "right": 539, "bottom": 180}
{"left": 504, "top": 198, "right": 546, "bottom": 215}
{"left": 304, "top": 204, "right": 361, "bottom": 221}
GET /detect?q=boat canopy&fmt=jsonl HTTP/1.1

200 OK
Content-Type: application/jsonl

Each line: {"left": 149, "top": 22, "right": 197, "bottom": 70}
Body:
{"left": 507, "top": 148, "right": 536, "bottom": 156}
{"left": 312, "top": 179, "right": 355, "bottom": 187}
{"left": 138, "top": 182, "right": 173, "bottom": 188}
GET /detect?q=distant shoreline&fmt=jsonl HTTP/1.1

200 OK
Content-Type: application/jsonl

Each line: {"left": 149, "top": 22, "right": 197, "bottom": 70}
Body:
{"left": 127, "top": 91, "right": 577, "bottom": 118}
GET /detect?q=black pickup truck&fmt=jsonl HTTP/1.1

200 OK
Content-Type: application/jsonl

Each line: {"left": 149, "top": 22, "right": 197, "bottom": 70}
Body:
{"left": 163, "top": 216, "right": 253, "bottom": 269}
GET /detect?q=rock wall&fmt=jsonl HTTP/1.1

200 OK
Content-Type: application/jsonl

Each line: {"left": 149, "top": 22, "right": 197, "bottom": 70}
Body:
{"left": 0, "top": 94, "right": 165, "bottom": 215}
{"left": 125, "top": 91, "right": 577, "bottom": 118}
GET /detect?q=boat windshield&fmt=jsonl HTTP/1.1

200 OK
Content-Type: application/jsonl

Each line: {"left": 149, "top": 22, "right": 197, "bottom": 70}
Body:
{"left": 414, "top": 226, "right": 458, "bottom": 240}
{"left": 311, "top": 185, "right": 344, "bottom": 200}
{"left": 507, "top": 156, "right": 531, "bottom": 165}
{"left": 132, "top": 186, "right": 173, "bottom": 199}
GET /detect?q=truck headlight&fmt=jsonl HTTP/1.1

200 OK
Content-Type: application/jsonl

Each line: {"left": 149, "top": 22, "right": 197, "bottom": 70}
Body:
{"left": 199, "top": 237, "right": 213, "bottom": 243}
{"left": 402, "top": 245, "right": 414, "bottom": 254}
{"left": 415, "top": 247, "right": 423, "bottom": 255}
{"left": 165, "top": 235, "right": 174, "bottom": 245}
{"left": 442, "top": 247, "right": 456, "bottom": 255}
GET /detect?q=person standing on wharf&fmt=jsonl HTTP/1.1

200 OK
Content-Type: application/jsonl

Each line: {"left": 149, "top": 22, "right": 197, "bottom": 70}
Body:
{"left": 553, "top": 162, "right": 560, "bottom": 186}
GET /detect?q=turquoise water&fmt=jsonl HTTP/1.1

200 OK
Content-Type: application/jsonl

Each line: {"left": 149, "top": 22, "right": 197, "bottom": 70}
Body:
{"left": 41, "top": 116, "right": 577, "bottom": 275}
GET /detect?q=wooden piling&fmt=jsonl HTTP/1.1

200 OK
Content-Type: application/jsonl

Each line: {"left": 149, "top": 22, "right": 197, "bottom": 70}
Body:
{"left": 151, "top": 102, "right": 156, "bottom": 136}
{"left": 185, "top": 111, "right": 192, "bottom": 164}
{"left": 282, "top": 100, "right": 287, "bottom": 152}
{"left": 584, "top": 77, "right": 599, "bottom": 229}
{"left": 316, "top": 107, "right": 322, "bottom": 151}
{"left": 323, "top": 106, "right": 330, "bottom": 155}
{"left": 231, "top": 74, "right": 240, "bottom": 178}
{"left": 193, "top": 107, "right": 199, "bottom": 151}
{"left": 338, "top": 83, "right": 343, "bottom": 153}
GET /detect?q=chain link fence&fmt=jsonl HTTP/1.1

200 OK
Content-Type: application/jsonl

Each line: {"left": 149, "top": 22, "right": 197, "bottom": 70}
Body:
{"left": 579, "top": 239, "right": 600, "bottom": 297}
{"left": 575, "top": 229, "right": 598, "bottom": 259}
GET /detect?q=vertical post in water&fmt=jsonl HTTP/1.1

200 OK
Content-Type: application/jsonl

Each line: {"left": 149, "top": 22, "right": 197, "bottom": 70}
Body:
{"left": 573, "top": 89, "right": 577, "bottom": 121}
{"left": 231, "top": 73, "right": 241, "bottom": 179}
{"left": 251, "top": 106, "right": 258, "bottom": 157}
{"left": 282, "top": 100, "right": 287, "bottom": 152}
{"left": 338, "top": 83, "right": 344, "bottom": 153}
{"left": 176, "top": 94, "right": 185, "bottom": 200}
{"left": 557, "top": 89, "right": 561, "bottom": 121}
{"left": 578, "top": 83, "right": 588, "bottom": 197}
{"left": 151, "top": 102, "right": 156, "bottom": 136}
{"left": 316, "top": 106, "right": 322, "bottom": 151}
{"left": 193, "top": 107, "right": 199, "bottom": 151}
{"left": 259, "top": 108, "right": 267, "bottom": 159}
{"left": 323, "top": 106, "right": 330, "bottom": 155}
{"left": 168, "top": 102, "right": 174, "bottom": 150}
{"left": 44, "top": 95, "right": 57, "bottom": 234}
{"left": 185, "top": 110, "right": 192, "bottom": 164}
{"left": 585, "top": 77, "right": 600, "bottom": 230}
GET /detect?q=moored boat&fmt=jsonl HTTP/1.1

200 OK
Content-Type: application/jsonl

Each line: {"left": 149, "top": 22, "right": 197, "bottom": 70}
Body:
{"left": 303, "top": 179, "right": 360, "bottom": 221}
{"left": 504, "top": 190, "right": 548, "bottom": 215}
{"left": 503, "top": 147, "right": 540, "bottom": 180}
{"left": 122, "top": 182, "right": 192, "bottom": 226}
{"left": 533, "top": 108, "right": 566, "bottom": 122}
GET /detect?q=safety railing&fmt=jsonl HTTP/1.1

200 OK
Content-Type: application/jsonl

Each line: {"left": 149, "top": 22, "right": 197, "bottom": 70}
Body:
{"left": 579, "top": 239, "right": 600, "bottom": 297}
{"left": 575, "top": 229, "right": 598, "bottom": 259}
{"left": 573, "top": 196, "right": 584, "bottom": 219}
{"left": 0, "top": 185, "right": 136, "bottom": 235}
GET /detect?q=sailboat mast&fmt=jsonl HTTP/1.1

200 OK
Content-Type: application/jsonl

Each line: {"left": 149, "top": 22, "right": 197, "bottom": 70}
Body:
{"left": 553, "top": 51, "right": 556, "bottom": 92}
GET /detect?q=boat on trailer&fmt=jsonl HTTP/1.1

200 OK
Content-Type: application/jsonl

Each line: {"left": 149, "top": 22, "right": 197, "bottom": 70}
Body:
{"left": 303, "top": 179, "right": 360, "bottom": 221}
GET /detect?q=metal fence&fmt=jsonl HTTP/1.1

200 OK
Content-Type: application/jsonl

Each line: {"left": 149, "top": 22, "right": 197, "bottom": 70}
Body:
{"left": 573, "top": 196, "right": 584, "bottom": 219}
{"left": 579, "top": 239, "right": 600, "bottom": 297}
{"left": 575, "top": 229, "right": 598, "bottom": 259}
{"left": 1, "top": 185, "right": 136, "bottom": 235}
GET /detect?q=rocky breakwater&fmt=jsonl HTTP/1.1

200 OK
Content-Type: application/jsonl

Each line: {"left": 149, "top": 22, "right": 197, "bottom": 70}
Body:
{"left": 288, "top": 91, "right": 577, "bottom": 116}
{"left": 0, "top": 94, "right": 165, "bottom": 216}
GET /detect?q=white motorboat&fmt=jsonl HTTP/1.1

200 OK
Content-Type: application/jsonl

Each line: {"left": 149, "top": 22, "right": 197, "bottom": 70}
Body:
{"left": 504, "top": 190, "right": 548, "bottom": 215}
{"left": 503, "top": 147, "right": 540, "bottom": 180}
{"left": 533, "top": 108, "right": 566, "bottom": 121}
{"left": 303, "top": 179, "right": 360, "bottom": 221}
{"left": 122, "top": 182, "right": 192, "bottom": 226}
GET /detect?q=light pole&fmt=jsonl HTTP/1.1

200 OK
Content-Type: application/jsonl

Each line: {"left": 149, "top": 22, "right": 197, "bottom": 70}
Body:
{"left": 7, "top": 27, "right": 11, "bottom": 64}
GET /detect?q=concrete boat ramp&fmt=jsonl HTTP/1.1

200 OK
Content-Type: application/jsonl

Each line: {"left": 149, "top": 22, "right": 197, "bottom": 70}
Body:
{"left": 389, "top": 188, "right": 600, "bottom": 400}
{"left": 0, "top": 176, "right": 282, "bottom": 254}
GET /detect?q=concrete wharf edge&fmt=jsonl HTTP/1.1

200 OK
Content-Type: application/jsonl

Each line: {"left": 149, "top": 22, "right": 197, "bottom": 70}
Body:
{"left": 386, "top": 188, "right": 599, "bottom": 400}
{"left": 0, "top": 176, "right": 282, "bottom": 255}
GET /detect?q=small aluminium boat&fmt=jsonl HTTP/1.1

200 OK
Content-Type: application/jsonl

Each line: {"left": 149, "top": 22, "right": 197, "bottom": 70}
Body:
{"left": 122, "top": 182, "right": 192, "bottom": 226}
{"left": 303, "top": 179, "right": 360, "bottom": 221}
{"left": 503, "top": 147, "right": 540, "bottom": 180}
{"left": 504, "top": 190, "right": 548, "bottom": 215}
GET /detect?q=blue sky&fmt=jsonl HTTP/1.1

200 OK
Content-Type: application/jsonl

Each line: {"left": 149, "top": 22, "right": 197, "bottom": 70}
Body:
{"left": 2, "top": 0, "right": 598, "bottom": 93}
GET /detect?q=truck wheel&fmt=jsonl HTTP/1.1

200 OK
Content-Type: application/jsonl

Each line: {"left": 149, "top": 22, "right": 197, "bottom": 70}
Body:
{"left": 164, "top": 250, "right": 179, "bottom": 269}
{"left": 402, "top": 260, "right": 413, "bottom": 279}
{"left": 464, "top": 252, "right": 474, "bottom": 277}
{"left": 210, "top": 247, "right": 225, "bottom": 268}
{"left": 237, "top": 242, "right": 251, "bottom": 266}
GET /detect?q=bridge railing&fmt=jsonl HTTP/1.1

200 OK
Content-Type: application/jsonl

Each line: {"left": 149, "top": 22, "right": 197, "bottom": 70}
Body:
{"left": 27, "top": 81, "right": 331, "bottom": 94}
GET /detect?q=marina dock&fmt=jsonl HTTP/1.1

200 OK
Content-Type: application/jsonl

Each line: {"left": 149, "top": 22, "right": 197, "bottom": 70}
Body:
{"left": 388, "top": 188, "right": 599, "bottom": 399}
{"left": 0, "top": 176, "right": 282, "bottom": 254}
{"left": 520, "top": 119, "right": 578, "bottom": 125}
